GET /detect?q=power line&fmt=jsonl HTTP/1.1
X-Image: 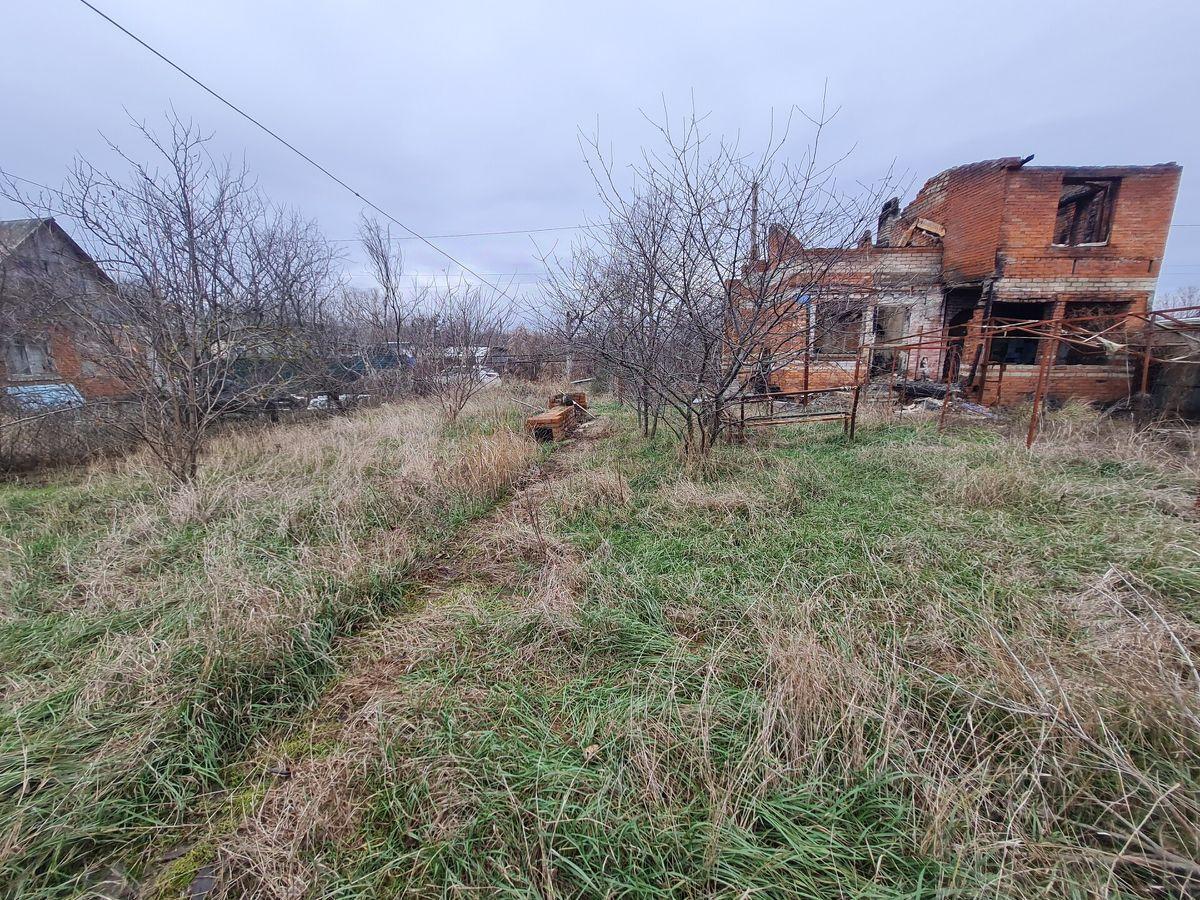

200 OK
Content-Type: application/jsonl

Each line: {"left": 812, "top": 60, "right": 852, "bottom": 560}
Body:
{"left": 1, "top": 167, "right": 586, "bottom": 242}
{"left": 345, "top": 272, "right": 550, "bottom": 281}
{"left": 6, "top": 166, "right": 1196, "bottom": 240}
{"left": 11, "top": 159, "right": 1200, "bottom": 239}
{"left": 71, "top": 0, "right": 513, "bottom": 298}
{"left": 331, "top": 225, "right": 586, "bottom": 242}
{"left": 0, "top": 170, "right": 65, "bottom": 199}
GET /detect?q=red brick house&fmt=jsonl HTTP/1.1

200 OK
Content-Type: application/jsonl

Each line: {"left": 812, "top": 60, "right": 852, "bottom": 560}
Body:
{"left": 1, "top": 218, "right": 125, "bottom": 409}
{"left": 756, "top": 157, "right": 1182, "bottom": 405}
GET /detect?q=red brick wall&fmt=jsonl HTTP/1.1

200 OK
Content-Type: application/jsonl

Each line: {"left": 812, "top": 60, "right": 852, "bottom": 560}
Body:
{"left": 0, "top": 326, "right": 126, "bottom": 400}
{"left": 894, "top": 159, "right": 1018, "bottom": 284}
{"left": 979, "top": 365, "right": 1133, "bottom": 405}
{"left": 997, "top": 165, "right": 1181, "bottom": 289}
{"left": 769, "top": 360, "right": 859, "bottom": 393}
{"left": 750, "top": 158, "right": 1182, "bottom": 409}
{"left": 48, "top": 327, "right": 126, "bottom": 398}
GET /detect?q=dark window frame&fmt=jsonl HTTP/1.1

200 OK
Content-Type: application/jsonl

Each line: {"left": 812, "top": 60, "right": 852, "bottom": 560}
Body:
{"left": 1057, "top": 300, "right": 1130, "bottom": 366}
{"left": 1053, "top": 177, "right": 1119, "bottom": 246}
{"left": 988, "top": 301, "right": 1051, "bottom": 366}
{"left": 811, "top": 298, "right": 864, "bottom": 358}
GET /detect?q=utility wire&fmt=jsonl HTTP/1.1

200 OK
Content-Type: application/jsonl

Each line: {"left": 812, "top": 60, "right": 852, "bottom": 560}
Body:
{"left": 2, "top": 168, "right": 586, "bottom": 242}
{"left": 330, "top": 224, "right": 586, "bottom": 242}
{"left": 11, "top": 160, "right": 1200, "bottom": 240}
{"left": 0, "top": 170, "right": 65, "bottom": 199}
{"left": 72, "top": 0, "right": 516, "bottom": 298}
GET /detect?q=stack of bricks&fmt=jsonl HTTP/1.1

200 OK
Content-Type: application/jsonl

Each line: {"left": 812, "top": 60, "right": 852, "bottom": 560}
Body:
{"left": 525, "top": 392, "right": 588, "bottom": 442}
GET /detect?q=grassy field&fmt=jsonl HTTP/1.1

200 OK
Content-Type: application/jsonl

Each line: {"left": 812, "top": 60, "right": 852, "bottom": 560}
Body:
{"left": 3, "top": 398, "right": 1199, "bottom": 897}
{"left": 0, "top": 392, "right": 545, "bottom": 898}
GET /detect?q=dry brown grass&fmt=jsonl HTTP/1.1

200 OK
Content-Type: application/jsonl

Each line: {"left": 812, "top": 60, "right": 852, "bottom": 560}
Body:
{"left": 549, "top": 466, "right": 631, "bottom": 518}
{"left": 205, "top": 411, "right": 607, "bottom": 897}
{"left": 736, "top": 564, "right": 1200, "bottom": 889}
{"left": 70, "top": 399, "right": 534, "bottom": 616}
{"left": 214, "top": 700, "right": 386, "bottom": 900}
{"left": 582, "top": 403, "right": 1200, "bottom": 894}
{"left": 0, "top": 392, "right": 548, "bottom": 892}
{"left": 659, "top": 477, "right": 761, "bottom": 517}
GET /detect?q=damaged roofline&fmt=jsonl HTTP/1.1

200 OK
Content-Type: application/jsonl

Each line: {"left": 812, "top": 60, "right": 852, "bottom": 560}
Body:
{"left": 1020, "top": 162, "right": 1181, "bottom": 177}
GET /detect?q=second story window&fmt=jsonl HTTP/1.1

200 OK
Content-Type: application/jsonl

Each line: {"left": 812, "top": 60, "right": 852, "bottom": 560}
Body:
{"left": 3, "top": 335, "right": 56, "bottom": 378}
{"left": 1054, "top": 178, "right": 1118, "bottom": 246}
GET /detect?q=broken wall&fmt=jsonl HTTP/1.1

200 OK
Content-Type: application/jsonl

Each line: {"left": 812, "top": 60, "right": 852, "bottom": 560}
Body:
{"left": 765, "top": 245, "right": 944, "bottom": 392}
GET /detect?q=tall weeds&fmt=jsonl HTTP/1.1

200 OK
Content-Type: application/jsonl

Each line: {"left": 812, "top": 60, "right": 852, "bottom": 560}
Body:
{"left": 0, "top": 395, "right": 537, "bottom": 896}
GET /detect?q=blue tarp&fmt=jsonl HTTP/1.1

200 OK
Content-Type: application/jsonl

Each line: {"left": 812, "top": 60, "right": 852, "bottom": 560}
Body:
{"left": 4, "top": 383, "right": 86, "bottom": 411}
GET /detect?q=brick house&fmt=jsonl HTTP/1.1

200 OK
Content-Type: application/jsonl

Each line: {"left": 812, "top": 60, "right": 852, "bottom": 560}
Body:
{"left": 0, "top": 218, "right": 125, "bottom": 408}
{"left": 756, "top": 157, "right": 1183, "bottom": 405}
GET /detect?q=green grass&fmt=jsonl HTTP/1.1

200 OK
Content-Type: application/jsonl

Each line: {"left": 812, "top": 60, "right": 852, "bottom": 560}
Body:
{"left": 6, "top": 404, "right": 1200, "bottom": 897}
{"left": 0, "top": 399, "right": 541, "bottom": 898}
{"left": 220, "top": 409, "right": 1199, "bottom": 898}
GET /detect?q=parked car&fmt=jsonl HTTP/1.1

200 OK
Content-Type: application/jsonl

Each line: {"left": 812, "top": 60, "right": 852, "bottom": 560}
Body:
{"left": 307, "top": 393, "right": 370, "bottom": 411}
{"left": 433, "top": 366, "right": 500, "bottom": 386}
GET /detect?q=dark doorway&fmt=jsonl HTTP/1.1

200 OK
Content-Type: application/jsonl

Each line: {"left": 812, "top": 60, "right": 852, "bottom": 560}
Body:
{"left": 870, "top": 306, "right": 906, "bottom": 376}
{"left": 941, "top": 287, "right": 982, "bottom": 382}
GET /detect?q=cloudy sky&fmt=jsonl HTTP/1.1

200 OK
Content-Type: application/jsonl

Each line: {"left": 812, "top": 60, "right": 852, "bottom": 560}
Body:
{"left": 3, "top": 0, "right": 1198, "bottom": 303}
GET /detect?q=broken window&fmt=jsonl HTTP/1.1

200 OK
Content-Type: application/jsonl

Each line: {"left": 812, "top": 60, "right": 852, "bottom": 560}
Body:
{"left": 3, "top": 335, "right": 56, "bottom": 377}
{"left": 988, "top": 302, "right": 1049, "bottom": 365}
{"left": 1053, "top": 178, "right": 1118, "bottom": 245}
{"left": 1057, "top": 300, "right": 1130, "bottom": 365}
{"left": 812, "top": 299, "right": 863, "bottom": 356}
{"left": 869, "top": 305, "right": 907, "bottom": 375}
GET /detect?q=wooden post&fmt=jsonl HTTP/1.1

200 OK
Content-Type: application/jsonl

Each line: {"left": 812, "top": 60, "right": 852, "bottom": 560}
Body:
{"left": 1139, "top": 320, "right": 1153, "bottom": 395}
{"left": 848, "top": 347, "right": 864, "bottom": 440}
{"left": 964, "top": 337, "right": 984, "bottom": 391}
{"left": 937, "top": 318, "right": 952, "bottom": 384}
{"left": 974, "top": 285, "right": 995, "bottom": 400}
{"left": 801, "top": 321, "right": 811, "bottom": 408}
{"left": 1026, "top": 301, "right": 1064, "bottom": 449}
{"left": 938, "top": 347, "right": 958, "bottom": 432}
{"left": 890, "top": 353, "right": 899, "bottom": 423}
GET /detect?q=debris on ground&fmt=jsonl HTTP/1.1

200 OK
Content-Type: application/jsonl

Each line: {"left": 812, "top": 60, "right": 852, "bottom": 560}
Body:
{"left": 958, "top": 401, "right": 997, "bottom": 419}
{"left": 894, "top": 379, "right": 952, "bottom": 401}
{"left": 526, "top": 392, "right": 591, "bottom": 441}
{"left": 186, "top": 865, "right": 219, "bottom": 900}
{"left": 902, "top": 397, "right": 997, "bottom": 419}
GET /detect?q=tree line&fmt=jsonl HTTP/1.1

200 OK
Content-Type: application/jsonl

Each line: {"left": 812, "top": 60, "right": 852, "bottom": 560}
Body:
{"left": 3, "top": 116, "right": 517, "bottom": 480}
{"left": 4, "top": 106, "right": 895, "bottom": 479}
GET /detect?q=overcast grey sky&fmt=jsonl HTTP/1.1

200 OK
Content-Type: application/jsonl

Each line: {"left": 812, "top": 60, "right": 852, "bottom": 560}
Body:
{"left": 3, "top": 0, "right": 1199, "bottom": 301}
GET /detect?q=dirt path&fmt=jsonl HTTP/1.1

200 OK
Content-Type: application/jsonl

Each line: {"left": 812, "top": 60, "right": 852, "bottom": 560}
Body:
{"left": 156, "top": 421, "right": 608, "bottom": 899}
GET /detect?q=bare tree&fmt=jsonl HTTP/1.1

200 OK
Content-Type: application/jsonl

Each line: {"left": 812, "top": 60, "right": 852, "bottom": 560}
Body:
{"left": 412, "top": 280, "right": 511, "bottom": 423}
{"left": 543, "top": 104, "right": 893, "bottom": 457}
{"left": 358, "top": 214, "right": 407, "bottom": 347}
{"left": 1157, "top": 286, "right": 1200, "bottom": 311}
{"left": 351, "top": 216, "right": 437, "bottom": 398}
{"left": 6, "top": 115, "right": 342, "bottom": 481}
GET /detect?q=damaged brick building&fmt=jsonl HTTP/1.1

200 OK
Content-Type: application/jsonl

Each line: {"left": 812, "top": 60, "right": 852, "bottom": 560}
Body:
{"left": 758, "top": 156, "right": 1182, "bottom": 405}
{"left": 1, "top": 218, "right": 124, "bottom": 410}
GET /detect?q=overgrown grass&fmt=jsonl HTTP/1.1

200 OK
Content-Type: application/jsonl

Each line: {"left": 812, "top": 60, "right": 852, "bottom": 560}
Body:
{"left": 0, "top": 391, "right": 544, "bottom": 898}
{"left": 7, "top": 400, "right": 1200, "bottom": 897}
{"left": 212, "top": 404, "right": 1200, "bottom": 898}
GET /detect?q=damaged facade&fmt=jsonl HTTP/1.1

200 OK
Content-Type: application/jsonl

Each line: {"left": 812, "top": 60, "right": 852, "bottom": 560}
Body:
{"left": 0, "top": 218, "right": 123, "bottom": 410}
{"left": 757, "top": 157, "right": 1183, "bottom": 405}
